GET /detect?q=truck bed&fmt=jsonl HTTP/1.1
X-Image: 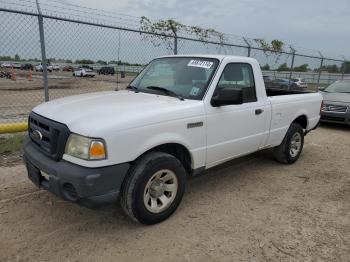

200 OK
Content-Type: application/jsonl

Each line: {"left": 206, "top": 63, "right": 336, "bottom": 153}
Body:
{"left": 266, "top": 88, "right": 312, "bottom": 97}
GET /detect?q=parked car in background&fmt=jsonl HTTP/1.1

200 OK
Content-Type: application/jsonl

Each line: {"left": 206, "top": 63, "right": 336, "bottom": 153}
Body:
{"left": 35, "top": 64, "right": 53, "bottom": 72}
{"left": 11, "top": 63, "right": 21, "bottom": 69}
{"left": 1, "top": 62, "right": 13, "bottom": 68}
{"left": 263, "top": 76, "right": 274, "bottom": 88}
{"left": 293, "top": 78, "right": 308, "bottom": 89}
{"left": 52, "top": 65, "right": 60, "bottom": 71}
{"left": 80, "top": 65, "right": 94, "bottom": 70}
{"left": 97, "top": 66, "right": 115, "bottom": 75}
{"left": 320, "top": 80, "right": 350, "bottom": 125}
{"left": 268, "top": 78, "right": 299, "bottom": 90}
{"left": 73, "top": 68, "right": 95, "bottom": 77}
{"left": 20, "top": 63, "right": 34, "bottom": 70}
{"left": 62, "top": 66, "right": 74, "bottom": 72}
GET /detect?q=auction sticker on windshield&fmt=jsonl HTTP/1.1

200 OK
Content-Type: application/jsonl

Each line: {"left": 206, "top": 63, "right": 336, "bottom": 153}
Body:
{"left": 188, "top": 60, "right": 213, "bottom": 69}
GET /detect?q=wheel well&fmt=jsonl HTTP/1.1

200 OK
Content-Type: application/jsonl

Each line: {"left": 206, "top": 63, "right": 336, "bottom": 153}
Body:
{"left": 143, "top": 143, "right": 192, "bottom": 174}
{"left": 293, "top": 115, "right": 307, "bottom": 129}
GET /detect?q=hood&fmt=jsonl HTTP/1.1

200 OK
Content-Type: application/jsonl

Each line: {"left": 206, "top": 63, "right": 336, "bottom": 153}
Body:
{"left": 33, "top": 90, "right": 204, "bottom": 136}
{"left": 320, "top": 91, "right": 350, "bottom": 103}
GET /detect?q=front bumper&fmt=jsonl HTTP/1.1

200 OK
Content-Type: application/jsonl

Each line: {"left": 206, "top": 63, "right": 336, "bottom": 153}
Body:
{"left": 320, "top": 110, "right": 350, "bottom": 125}
{"left": 23, "top": 137, "right": 130, "bottom": 208}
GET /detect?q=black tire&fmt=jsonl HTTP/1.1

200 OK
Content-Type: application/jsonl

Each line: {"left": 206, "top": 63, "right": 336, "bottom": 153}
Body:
{"left": 273, "top": 123, "right": 304, "bottom": 164}
{"left": 121, "top": 152, "right": 187, "bottom": 225}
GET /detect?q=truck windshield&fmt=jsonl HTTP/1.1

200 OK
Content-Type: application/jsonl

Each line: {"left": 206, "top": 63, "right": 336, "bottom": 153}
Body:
{"left": 129, "top": 57, "right": 219, "bottom": 100}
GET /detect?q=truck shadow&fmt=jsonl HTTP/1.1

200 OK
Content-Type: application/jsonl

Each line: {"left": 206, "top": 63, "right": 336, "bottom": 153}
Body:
{"left": 319, "top": 122, "right": 350, "bottom": 131}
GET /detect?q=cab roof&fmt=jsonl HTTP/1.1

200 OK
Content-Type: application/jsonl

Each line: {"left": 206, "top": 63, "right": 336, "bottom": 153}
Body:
{"left": 158, "top": 54, "right": 256, "bottom": 62}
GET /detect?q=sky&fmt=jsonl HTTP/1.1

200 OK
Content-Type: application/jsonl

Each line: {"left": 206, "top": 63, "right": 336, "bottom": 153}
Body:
{"left": 65, "top": 0, "right": 350, "bottom": 59}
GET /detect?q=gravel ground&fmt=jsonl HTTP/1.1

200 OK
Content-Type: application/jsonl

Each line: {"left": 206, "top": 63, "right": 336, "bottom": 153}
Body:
{"left": 0, "top": 124, "right": 349, "bottom": 262}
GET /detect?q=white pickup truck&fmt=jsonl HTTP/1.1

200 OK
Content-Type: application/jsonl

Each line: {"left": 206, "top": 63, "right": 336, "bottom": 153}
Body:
{"left": 24, "top": 55, "right": 322, "bottom": 224}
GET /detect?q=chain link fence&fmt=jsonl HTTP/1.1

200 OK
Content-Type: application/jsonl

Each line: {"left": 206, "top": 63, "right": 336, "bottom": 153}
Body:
{"left": 0, "top": 3, "right": 349, "bottom": 133}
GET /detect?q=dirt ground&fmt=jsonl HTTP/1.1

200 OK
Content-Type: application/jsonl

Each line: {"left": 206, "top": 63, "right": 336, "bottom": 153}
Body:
{"left": 0, "top": 70, "right": 131, "bottom": 123}
{"left": 0, "top": 124, "right": 349, "bottom": 262}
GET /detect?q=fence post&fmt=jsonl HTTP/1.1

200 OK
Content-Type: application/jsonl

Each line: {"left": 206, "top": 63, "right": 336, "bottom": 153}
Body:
{"left": 174, "top": 36, "right": 178, "bottom": 55}
{"left": 341, "top": 56, "right": 346, "bottom": 80}
{"left": 288, "top": 52, "right": 295, "bottom": 83}
{"left": 317, "top": 56, "right": 324, "bottom": 91}
{"left": 243, "top": 37, "right": 251, "bottom": 57}
{"left": 36, "top": 0, "right": 49, "bottom": 102}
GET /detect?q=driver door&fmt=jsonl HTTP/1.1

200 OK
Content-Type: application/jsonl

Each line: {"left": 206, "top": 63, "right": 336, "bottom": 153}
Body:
{"left": 205, "top": 62, "right": 269, "bottom": 167}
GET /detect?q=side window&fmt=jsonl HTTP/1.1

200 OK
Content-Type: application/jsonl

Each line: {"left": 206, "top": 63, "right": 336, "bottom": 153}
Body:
{"left": 217, "top": 63, "right": 257, "bottom": 103}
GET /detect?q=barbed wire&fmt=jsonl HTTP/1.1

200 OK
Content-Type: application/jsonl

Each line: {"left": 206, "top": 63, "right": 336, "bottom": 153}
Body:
{"left": 0, "top": 0, "right": 348, "bottom": 60}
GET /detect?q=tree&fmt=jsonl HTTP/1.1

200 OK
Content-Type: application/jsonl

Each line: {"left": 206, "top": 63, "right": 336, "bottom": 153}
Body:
{"left": 315, "top": 64, "right": 340, "bottom": 73}
{"left": 319, "top": 64, "right": 339, "bottom": 73}
{"left": 254, "top": 39, "right": 287, "bottom": 65}
{"left": 75, "top": 59, "right": 94, "bottom": 64}
{"left": 14, "top": 54, "right": 20, "bottom": 61}
{"left": 140, "top": 17, "right": 225, "bottom": 53}
{"left": 277, "top": 63, "right": 289, "bottom": 71}
{"left": 97, "top": 60, "right": 107, "bottom": 65}
{"left": 341, "top": 61, "right": 350, "bottom": 74}
{"left": 261, "top": 64, "right": 270, "bottom": 71}
{"left": 293, "top": 64, "right": 309, "bottom": 72}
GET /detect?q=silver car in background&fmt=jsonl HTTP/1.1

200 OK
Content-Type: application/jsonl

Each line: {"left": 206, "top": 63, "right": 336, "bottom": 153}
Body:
{"left": 293, "top": 78, "right": 308, "bottom": 89}
{"left": 320, "top": 80, "right": 350, "bottom": 125}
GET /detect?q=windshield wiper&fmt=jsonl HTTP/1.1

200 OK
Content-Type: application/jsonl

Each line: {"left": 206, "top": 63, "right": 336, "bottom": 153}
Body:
{"left": 126, "top": 85, "right": 140, "bottom": 93}
{"left": 146, "top": 86, "right": 184, "bottom": 101}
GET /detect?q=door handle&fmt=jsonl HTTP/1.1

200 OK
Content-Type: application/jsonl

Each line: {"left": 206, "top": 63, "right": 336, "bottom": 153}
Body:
{"left": 255, "top": 109, "right": 264, "bottom": 115}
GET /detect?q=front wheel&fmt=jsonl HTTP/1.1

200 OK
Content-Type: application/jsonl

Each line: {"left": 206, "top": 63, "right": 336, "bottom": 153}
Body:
{"left": 273, "top": 123, "right": 304, "bottom": 164}
{"left": 121, "top": 152, "right": 187, "bottom": 225}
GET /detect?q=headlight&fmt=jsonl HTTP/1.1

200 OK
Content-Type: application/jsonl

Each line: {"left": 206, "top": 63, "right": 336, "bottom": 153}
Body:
{"left": 65, "top": 134, "right": 107, "bottom": 160}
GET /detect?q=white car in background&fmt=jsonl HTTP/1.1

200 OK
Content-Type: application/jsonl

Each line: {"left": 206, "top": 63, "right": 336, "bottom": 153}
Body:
{"left": 1, "top": 62, "right": 13, "bottom": 68}
{"left": 73, "top": 68, "right": 95, "bottom": 77}
{"left": 52, "top": 65, "right": 60, "bottom": 71}
{"left": 35, "top": 64, "right": 53, "bottom": 72}
{"left": 293, "top": 78, "right": 308, "bottom": 89}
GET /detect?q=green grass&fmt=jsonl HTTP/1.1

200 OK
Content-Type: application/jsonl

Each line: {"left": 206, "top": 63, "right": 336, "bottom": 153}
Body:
{"left": 0, "top": 133, "right": 26, "bottom": 155}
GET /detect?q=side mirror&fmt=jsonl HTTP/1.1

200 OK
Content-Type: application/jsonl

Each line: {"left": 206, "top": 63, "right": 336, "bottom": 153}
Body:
{"left": 211, "top": 88, "right": 243, "bottom": 107}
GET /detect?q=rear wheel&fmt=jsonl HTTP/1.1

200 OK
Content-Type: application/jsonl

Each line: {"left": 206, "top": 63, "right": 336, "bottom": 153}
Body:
{"left": 121, "top": 152, "right": 186, "bottom": 225}
{"left": 273, "top": 123, "right": 304, "bottom": 164}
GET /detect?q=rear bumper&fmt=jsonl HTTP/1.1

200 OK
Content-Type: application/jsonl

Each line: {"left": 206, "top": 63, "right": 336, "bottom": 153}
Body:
{"left": 23, "top": 137, "right": 130, "bottom": 208}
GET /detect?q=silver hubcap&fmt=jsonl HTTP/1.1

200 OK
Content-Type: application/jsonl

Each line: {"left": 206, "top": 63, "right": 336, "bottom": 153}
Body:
{"left": 290, "top": 132, "right": 302, "bottom": 157}
{"left": 144, "top": 169, "right": 178, "bottom": 214}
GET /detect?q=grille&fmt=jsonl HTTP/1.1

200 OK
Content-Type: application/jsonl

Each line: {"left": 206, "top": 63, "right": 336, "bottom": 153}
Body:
{"left": 28, "top": 112, "right": 70, "bottom": 160}
{"left": 321, "top": 104, "right": 348, "bottom": 113}
{"left": 320, "top": 115, "right": 346, "bottom": 122}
